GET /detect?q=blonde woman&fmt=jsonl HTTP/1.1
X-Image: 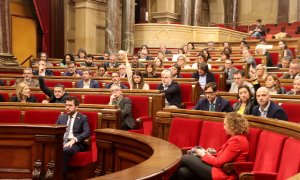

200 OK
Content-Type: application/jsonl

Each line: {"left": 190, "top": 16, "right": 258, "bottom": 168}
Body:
{"left": 10, "top": 82, "right": 36, "bottom": 103}
{"left": 249, "top": 64, "right": 267, "bottom": 81}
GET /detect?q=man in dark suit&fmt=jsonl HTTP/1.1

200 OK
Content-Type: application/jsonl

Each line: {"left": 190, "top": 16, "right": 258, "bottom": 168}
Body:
{"left": 38, "top": 76, "right": 69, "bottom": 103}
{"left": 56, "top": 96, "right": 90, "bottom": 173}
{"left": 280, "top": 60, "right": 300, "bottom": 79}
{"left": 103, "top": 54, "right": 120, "bottom": 69}
{"left": 223, "top": 59, "right": 238, "bottom": 90}
{"left": 105, "top": 72, "right": 128, "bottom": 89}
{"left": 75, "top": 70, "right": 99, "bottom": 88}
{"left": 33, "top": 60, "right": 54, "bottom": 76}
{"left": 251, "top": 87, "right": 288, "bottom": 121}
{"left": 108, "top": 85, "right": 135, "bottom": 130}
{"left": 194, "top": 82, "right": 233, "bottom": 112}
{"left": 157, "top": 69, "right": 182, "bottom": 108}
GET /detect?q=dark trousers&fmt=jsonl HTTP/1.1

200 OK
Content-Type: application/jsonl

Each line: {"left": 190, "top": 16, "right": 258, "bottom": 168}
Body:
{"left": 171, "top": 154, "right": 212, "bottom": 180}
{"left": 63, "top": 143, "right": 84, "bottom": 173}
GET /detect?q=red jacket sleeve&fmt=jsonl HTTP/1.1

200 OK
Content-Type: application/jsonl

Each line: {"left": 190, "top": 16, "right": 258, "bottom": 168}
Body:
{"left": 202, "top": 136, "right": 243, "bottom": 168}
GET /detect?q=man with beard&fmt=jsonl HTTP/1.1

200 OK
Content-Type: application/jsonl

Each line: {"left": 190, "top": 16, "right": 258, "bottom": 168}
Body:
{"left": 81, "top": 54, "right": 96, "bottom": 67}
{"left": 104, "top": 72, "right": 128, "bottom": 89}
{"left": 56, "top": 96, "right": 90, "bottom": 173}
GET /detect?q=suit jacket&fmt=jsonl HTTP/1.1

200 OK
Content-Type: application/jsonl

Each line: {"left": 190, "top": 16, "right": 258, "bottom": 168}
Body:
{"left": 76, "top": 79, "right": 99, "bottom": 88}
{"left": 131, "top": 62, "right": 145, "bottom": 68}
{"left": 157, "top": 81, "right": 182, "bottom": 108}
{"left": 202, "top": 135, "right": 249, "bottom": 180}
{"left": 105, "top": 83, "right": 128, "bottom": 89}
{"left": 33, "top": 69, "right": 54, "bottom": 76}
{"left": 38, "top": 76, "right": 69, "bottom": 103}
{"left": 193, "top": 96, "right": 233, "bottom": 112}
{"left": 13, "top": 78, "right": 39, "bottom": 87}
{"left": 251, "top": 101, "right": 288, "bottom": 121}
{"left": 0, "top": 80, "right": 4, "bottom": 86}
{"left": 103, "top": 62, "right": 120, "bottom": 68}
{"left": 281, "top": 73, "right": 300, "bottom": 79}
{"left": 56, "top": 112, "right": 90, "bottom": 149}
{"left": 10, "top": 96, "right": 37, "bottom": 103}
{"left": 192, "top": 72, "right": 216, "bottom": 84}
{"left": 116, "top": 97, "right": 136, "bottom": 129}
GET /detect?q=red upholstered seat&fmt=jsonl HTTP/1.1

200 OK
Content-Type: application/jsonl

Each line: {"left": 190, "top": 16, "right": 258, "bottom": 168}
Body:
{"left": 269, "top": 52, "right": 279, "bottom": 66}
{"left": 31, "top": 93, "right": 48, "bottom": 103}
{"left": 23, "top": 109, "right": 61, "bottom": 124}
{"left": 44, "top": 80, "right": 73, "bottom": 88}
{"left": 276, "top": 138, "right": 300, "bottom": 180}
{"left": 126, "top": 95, "right": 152, "bottom": 135}
{"left": 253, "top": 131, "right": 287, "bottom": 173}
{"left": 169, "top": 118, "right": 203, "bottom": 148}
{"left": 83, "top": 94, "right": 110, "bottom": 104}
{"left": 180, "top": 72, "right": 193, "bottom": 78}
{"left": 280, "top": 103, "right": 300, "bottom": 123}
{"left": 199, "top": 121, "right": 228, "bottom": 149}
{"left": 0, "top": 109, "right": 21, "bottom": 123}
{"left": 69, "top": 111, "right": 98, "bottom": 166}
{"left": 247, "top": 128, "right": 262, "bottom": 162}
{"left": 179, "top": 84, "right": 194, "bottom": 107}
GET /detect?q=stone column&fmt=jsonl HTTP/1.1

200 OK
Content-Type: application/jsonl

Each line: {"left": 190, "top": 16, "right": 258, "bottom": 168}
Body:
{"left": 232, "top": 0, "right": 238, "bottom": 29}
{"left": 0, "top": 0, "right": 11, "bottom": 54}
{"left": 181, "top": 0, "right": 192, "bottom": 25}
{"left": 106, "top": 0, "right": 121, "bottom": 54}
{"left": 152, "top": 0, "right": 179, "bottom": 23}
{"left": 193, "top": 0, "right": 202, "bottom": 26}
{"left": 0, "top": 0, "right": 17, "bottom": 66}
{"left": 122, "top": 0, "right": 135, "bottom": 54}
{"left": 298, "top": 0, "right": 300, "bottom": 21}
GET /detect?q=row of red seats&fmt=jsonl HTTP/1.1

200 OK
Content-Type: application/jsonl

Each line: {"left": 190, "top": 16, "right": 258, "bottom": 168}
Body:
{"left": 168, "top": 117, "right": 300, "bottom": 179}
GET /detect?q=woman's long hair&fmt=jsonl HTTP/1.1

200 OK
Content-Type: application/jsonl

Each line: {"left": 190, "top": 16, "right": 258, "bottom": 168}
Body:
{"left": 132, "top": 70, "right": 145, "bottom": 89}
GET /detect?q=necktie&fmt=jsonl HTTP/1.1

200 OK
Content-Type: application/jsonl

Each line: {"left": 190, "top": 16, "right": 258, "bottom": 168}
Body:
{"left": 209, "top": 103, "right": 215, "bottom": 112}
{"left": 63, "top": 116, "right": 73, "bottom": 145}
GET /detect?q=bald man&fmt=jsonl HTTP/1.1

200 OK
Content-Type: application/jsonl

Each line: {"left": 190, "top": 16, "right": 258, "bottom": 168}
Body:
{"left": 251, "top": 87, "right": 288, "bottom": 121}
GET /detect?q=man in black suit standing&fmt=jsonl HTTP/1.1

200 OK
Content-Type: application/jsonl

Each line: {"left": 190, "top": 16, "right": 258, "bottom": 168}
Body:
{"left": 56, "top": 96, "right": 90, "bottom": 173}
{"left": 108, "top": 84, "right": 136, "bottom": 130}
{"left": 251, "top": 87, "right": 288, "bottom": 121}
{"left": 157, "top": 69, "right": 182, "bottom": 109}
{"left": 193, "top": 82, "right": 232, "bottom": 112}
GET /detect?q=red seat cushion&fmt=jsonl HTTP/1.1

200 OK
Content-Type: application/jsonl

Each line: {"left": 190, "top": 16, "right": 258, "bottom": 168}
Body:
{"left": 280, "top": 103, "right": 300, "bottom": 123}
{"left": 0, "top": 92, "right": 10, "bottom": 102}
{"left": 253, "top": 130, "right": 287, "bottom": 172}
{"left": 169, "top": 118, "right": 203, "bottom": 148}
{"left": 45, "top": 80, "right": 73, "bottom": 88}
{"left": 84, "top": 94, "right": 110, "bottom": 104}
{"left": 179, "top": 84, "right": 194, "bottom": 104}
{"left": 277, "top": 138, "right": 300, "bottom": 180}
{"left": 126, "top": 95, "right": 149, "bottom": 120}
{"left": 247, "top": 128, "right": 262, "bottom": 162}
{"left": 0, "top": 109, "right": 21, "bottom": 123}
{"left": 23, "top": 109, "right": 61, "bottom": 124}
{"left": 69, "top": 111, "right": 98, "bottom": 166}
{"left": 199, "top": 121, "right": 228, "bottom": 149}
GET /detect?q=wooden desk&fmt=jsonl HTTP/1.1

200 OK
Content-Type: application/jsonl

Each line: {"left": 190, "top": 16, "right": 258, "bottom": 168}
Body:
{"left": 91, "top": 129, "right": 182, "bottom": 180}
{"left": 0, "top": 124, "right": 65, "bottom": 179}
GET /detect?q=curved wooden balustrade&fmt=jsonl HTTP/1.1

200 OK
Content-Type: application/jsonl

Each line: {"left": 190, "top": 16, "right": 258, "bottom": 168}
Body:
{"left": 91, "top": 129, "right": 182, "bottom": 180}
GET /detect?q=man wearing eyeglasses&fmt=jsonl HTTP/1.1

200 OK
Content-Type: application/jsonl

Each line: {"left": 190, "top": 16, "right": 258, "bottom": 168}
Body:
{"left": 194, "top": 82, "right": 232, "bottom": 112}
{"left": 104, "top": 72, "right": 128, "bottom": 89}
{"left": 281, "top": 60, "right": 300, "bottom": 79}
{"left": 131, "top": 54, "right": 145, "bottom": 68}
{"left": 108, "top": 85, "right": 135, "bottom": 130}
{"left": 13, "top": 68, "right": 39, "bottom": 87}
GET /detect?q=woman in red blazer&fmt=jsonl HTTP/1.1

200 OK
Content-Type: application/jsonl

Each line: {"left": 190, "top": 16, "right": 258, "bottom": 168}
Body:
{"left": 172, "top": 112, "right": 249, "bottom": 180}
